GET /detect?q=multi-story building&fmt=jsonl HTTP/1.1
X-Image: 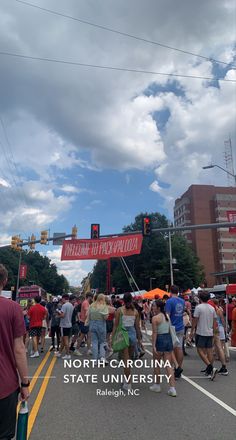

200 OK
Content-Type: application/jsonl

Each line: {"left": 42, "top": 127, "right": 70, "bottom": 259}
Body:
{"left": 174, "top": 185, "right": 236, "bottom": 286}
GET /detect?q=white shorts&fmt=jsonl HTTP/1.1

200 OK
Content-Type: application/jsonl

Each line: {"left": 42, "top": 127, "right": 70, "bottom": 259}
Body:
{"left": 219, "top": 326, "right": 225, "bottom": 341}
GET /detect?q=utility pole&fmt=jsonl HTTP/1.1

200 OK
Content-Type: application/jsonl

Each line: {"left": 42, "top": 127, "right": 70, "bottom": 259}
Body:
{"left": 169, "top": 231, "right": 174, "bottom": 286}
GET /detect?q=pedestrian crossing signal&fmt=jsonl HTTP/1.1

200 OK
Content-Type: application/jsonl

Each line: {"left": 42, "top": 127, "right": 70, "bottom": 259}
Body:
{"left": 142, "top": 216, "right": 151, "bottom": 236}
{"left": 91, "top": 224, "right": 100, "bottom": 239}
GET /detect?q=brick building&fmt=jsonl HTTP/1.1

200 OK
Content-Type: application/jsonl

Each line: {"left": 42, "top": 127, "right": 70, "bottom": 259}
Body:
{"left": 174, "top": 185, "right": 236, "bottom": 286}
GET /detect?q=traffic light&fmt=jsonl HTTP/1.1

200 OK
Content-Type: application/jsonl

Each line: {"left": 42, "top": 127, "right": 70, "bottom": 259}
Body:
{"left": 11, "top": 235, "right": 18, "bottom": 250}
{"left": 16, "top": 238, "right": 23, "bottom": 251}
{"left": 72, "top": 225, "right": 78, "bottom": 239}
{"left": 29, "top": 234, "right": 36, "bottom": 250}
{"left": 142, "top": 216, "right": 151, "bottom": 236}
{"left": 40, "top": 230, "right": 48, "bottom": 245}
{"left": 91, "top": 224, "right": 100, "bottom": 239}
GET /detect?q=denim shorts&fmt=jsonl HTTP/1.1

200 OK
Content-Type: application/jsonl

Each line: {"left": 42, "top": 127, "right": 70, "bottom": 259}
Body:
{"left": 79, "top": 322, "right": 89, "bottom": 334}
{"left": 156, "top": 333, "right": 173, "bottom": 352}
{"left": 125, "top": 326, "right": 137, "bottom": 347}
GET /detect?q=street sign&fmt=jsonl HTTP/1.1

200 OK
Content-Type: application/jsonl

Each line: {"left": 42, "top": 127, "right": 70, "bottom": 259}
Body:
{"left": 53, "top": 233, "right": 66, "bottom": 245}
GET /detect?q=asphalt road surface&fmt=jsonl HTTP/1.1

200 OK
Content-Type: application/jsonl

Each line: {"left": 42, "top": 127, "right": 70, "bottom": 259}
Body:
{"left": 25, "top": 333, "right": 236, "bottom": 440}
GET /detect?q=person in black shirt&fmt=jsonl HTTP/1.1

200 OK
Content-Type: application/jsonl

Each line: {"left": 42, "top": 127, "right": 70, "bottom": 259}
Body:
{"left": 70, "top": 299, "right": 82, "bottom": 352}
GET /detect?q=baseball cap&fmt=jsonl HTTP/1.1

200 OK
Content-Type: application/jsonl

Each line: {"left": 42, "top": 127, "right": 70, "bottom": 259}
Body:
{"left": 53, "top": 297, "right": 58, "bottom": 302}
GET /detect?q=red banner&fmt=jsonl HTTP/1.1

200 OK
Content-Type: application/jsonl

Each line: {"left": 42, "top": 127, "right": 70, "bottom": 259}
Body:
{"left": 227, "top": 210, "right": 236, "bottom": 233}
{"left": 61, "top": 234, "right": 143, "bottom": 260}
{"left": 19, "top": 264, "right": 27, "bottom": 279}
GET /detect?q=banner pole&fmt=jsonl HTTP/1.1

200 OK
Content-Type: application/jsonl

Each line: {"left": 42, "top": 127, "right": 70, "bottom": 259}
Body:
{"left": 16, "top": 251, "right": 22, "bottom": 302}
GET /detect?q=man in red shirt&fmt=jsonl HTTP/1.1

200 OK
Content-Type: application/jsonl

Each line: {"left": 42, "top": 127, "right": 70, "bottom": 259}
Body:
{"left": 28, "top": 295, "right": 47, "bottom": 357}
{"left": 0, "top": 264, "right": 30, "bottom": 440}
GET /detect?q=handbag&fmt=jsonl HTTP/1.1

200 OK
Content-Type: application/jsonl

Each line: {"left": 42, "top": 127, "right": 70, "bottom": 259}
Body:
{"left": 112, "top": 310, "right": 129, "bottom": 352}
{"left": 169, "top": 323, "right": 180, "bottom": 347}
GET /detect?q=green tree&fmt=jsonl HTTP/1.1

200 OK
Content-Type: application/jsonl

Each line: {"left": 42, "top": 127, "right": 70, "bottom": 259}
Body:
{"left": 90, "top": 212, "right": 204, "bottom": 292}
{"left": 0, "top": 248, "right": 69, "bottom": 295}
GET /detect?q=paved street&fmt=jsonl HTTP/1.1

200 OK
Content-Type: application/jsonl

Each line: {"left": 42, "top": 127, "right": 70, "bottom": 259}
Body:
{"left": 25, "top": 334, "right": 236, "bottom": 440}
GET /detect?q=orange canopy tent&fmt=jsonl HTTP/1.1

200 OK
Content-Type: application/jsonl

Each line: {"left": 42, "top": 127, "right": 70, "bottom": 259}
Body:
{"left": 142, "top": 288, "right": 170, "bottom": 300}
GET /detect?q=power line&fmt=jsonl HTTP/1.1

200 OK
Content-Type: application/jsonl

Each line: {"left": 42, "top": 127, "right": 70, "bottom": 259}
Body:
{"left": 0, "top": 51, "right": 235, "bottom": 82}
{"left": 14, "top": 0, "right": 236, "bottom": 69}
{"left": 0, "top": 115, "right": 29, "bottom": 207}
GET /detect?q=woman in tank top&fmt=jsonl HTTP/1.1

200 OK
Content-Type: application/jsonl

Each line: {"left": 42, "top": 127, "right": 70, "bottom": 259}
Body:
{"left": 112, "top": 292, "right": 141, "bottom": 391}
{"left": 150, "top": 299, "right": 176, "bottom": 397}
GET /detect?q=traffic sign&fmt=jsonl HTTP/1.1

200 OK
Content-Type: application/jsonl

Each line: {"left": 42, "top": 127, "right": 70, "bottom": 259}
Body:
{"left": 53, "top": 233, "right": 66, "bottom": 245}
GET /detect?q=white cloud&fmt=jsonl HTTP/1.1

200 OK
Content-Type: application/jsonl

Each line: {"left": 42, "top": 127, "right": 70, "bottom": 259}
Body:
{"left": 0, "top": 0, "right": 235, "bottom": 229}
{"left": 0, "top": 180, "right": 75, "bottom": 233}
{"left": 46, "top": 247, "right": 94, "bottom": 286}
{"left": 60, "top": 185, "right": 80, "bottom": 193}
{"left": 0, "top": 177, "right": 11, "bottom": 188}
{"left": 149, "top": 180, "right": 162, "bottom": 193}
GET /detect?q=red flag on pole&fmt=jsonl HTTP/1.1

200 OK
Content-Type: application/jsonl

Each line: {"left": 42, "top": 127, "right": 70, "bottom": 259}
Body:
{"left": 19, "top": 264, "right": 27, "bottom": 279}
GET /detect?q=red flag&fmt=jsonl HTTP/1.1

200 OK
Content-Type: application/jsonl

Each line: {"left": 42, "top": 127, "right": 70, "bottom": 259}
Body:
{"left": 19, "top": 264, "right": 27, "bottom": 279}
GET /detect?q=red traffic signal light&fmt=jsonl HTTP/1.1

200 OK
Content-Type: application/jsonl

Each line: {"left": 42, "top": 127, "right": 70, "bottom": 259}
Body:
{"left": 91, "top": 224, "right": 100, "bottom": 239}
{"left": 142, "top": 216, "right": 151, "bottom": 236}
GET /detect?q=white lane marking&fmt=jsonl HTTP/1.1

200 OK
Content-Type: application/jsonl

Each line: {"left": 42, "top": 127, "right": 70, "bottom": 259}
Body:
{"left": 182, "top": 375, "right": 236, "bottom": 417}
{"left": 145, "top": 349, "right": 236, "bottom": 417}
{"left": 145, "top": 349, "right": 153, "bottom": 356}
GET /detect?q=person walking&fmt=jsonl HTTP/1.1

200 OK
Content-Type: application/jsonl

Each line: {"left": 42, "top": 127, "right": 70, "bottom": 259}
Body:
{"left": 190, "top": 290, "right": 218, "bottom": 380}
{"left": 112, "top": 292, "right": 141, "bottom": 391}
{"left": 28, "top": 295, "right": 47, "bottom": 358}
{"left": 165, "top": 285, "right": 185, "bottom": 378}
{"left": 0, "top": 264, "right": 30, "bottom": 440}
{"left": 87, "top": 294, "right": 108, "bottom": 362}
{"left": 74, "top": 292, "right": 93, "bottom": 356}
{"left": 55, "top": 294, "right": 73, "bottom": 360}
{"left": 150, "top": 299, "right": 177, "bottom": 397}
{"left": 50, "top": 297, "right": 61, "bottom": 351}
{"left": 211, "top": 299, "right": 228, "bottom": 375}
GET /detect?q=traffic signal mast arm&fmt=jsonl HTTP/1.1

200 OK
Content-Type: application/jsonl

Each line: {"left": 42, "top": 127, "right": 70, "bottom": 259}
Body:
{"left": 7, "top": 220, "right": 236, "bottom": 251}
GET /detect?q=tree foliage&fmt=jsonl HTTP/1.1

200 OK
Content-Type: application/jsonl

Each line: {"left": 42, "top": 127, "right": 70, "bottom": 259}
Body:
{"left": 90, "top": 212, "right": 204, "bottom": 292}
{"left": 0, "top": 248, "right": 69, "bottom": 295}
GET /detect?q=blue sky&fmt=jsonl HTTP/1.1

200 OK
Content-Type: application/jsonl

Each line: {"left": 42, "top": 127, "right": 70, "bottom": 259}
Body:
{"left": 0, "top": 0, "right": 235, "bottom": 284}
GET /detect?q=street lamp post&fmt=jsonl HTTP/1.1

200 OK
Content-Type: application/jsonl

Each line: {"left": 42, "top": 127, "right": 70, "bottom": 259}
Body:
{"left": 169, "top": 231, "right": 174, "bottom": 286}
{"left": 150, "top": 277, "right": 156, "bottom": 290}
{"left": 202, "top": 164, "right": 236, "bottom": 186}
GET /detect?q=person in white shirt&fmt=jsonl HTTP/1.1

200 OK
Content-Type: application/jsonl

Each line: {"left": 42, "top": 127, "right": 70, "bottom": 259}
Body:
{"left": 190, "top": 291, "right": 218, "bottom": 380}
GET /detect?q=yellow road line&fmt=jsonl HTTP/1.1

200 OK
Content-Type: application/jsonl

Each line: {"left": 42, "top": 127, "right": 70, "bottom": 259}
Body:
{"left": 27, "top": 355, "right": 57, "bottom": 439}
{"left": 17, "top": 351, "right": 51, "bottom": 414}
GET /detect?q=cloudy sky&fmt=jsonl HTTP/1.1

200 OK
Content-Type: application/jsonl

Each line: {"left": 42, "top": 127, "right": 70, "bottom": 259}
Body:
{"left": 0, "top": 0, "right": 235, "bottom": 285}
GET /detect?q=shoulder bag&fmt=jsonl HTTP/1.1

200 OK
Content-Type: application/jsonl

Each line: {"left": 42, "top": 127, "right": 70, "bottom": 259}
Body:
{"left": 112, "top": 310, "right": 129, "bottom": 352}
{"left": 169, "top": 322, "right": 180, "bottom": 347}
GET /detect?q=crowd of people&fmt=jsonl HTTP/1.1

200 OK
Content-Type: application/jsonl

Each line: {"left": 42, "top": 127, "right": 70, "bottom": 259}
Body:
{"left": 1, "top": 257, "right": 236, "bottom": 439}
{"left": 21, "top": 284, "right": 236, "bottom": 397}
